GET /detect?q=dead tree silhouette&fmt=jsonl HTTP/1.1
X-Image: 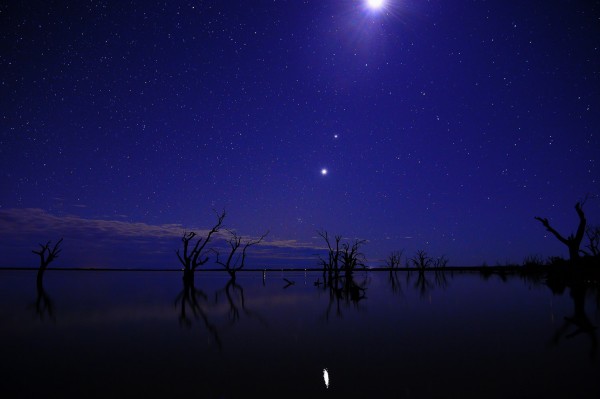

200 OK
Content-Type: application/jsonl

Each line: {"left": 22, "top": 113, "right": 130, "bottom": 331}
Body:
{"left": 32, "top": 238, "right": 63, "bottom": 281}
{"left": 214, "top": 230, "right": 269, "bottom": 280}
{"left": 31, "top": 238, "right": 62, "bottom": 320}
{"left": 176, "top": 210, "right": 225, "bottom": 281}
{"left": 317, "top": 230, "right": 367, "bottom": 284}
{"left": 535, "top": 201, "right": 587, "bottom": 262}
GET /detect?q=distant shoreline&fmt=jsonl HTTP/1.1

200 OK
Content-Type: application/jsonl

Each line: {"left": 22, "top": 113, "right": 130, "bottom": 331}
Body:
{"left": 0, "top": 265, "right": 581, "bottom": 273}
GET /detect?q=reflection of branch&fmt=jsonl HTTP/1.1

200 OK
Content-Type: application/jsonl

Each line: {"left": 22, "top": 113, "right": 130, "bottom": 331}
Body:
{"left": 283, "top": 278, "right": 295, "bottom": 289}
{"left": 318, "top": 274, "right": 368, "bottom": 321}
{"left": 34, "top": 278, "right": 54, "bottom": 321}
{"left": 216, "top": 278, "right": 268, "bottom": 327}
{"left": 550, "top": 285, "right": 597, "bottom": 360}
{"left": 388, "top": 271, "right": 404, "bottom": 297}
{"left": 414, "top": 271, "right": 434, "bottom": 298}
{"left": 174, "top": 277, "right": 222, "bottom": 350}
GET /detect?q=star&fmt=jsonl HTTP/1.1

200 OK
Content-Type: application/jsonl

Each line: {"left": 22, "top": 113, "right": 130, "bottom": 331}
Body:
{"left": 321, "top": 168, "right": 328, "bottom": 176}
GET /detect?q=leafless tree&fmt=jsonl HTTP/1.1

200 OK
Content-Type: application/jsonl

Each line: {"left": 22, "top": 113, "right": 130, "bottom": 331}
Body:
{"left": 317, "top": 230, "right": 367, "bottom": 283}
{"left": 214, "top": 230, "right": 269, "bottom": 279}
{"left": 31, "top": 238, "right": 62, "bottom": 321}
{"left": 32, "top": 238, "right": 63, "bottom": 284}
{"left": 386, "top": 250, "right": 404, "bottom": 269}
{"left": 410, "top": 249, "right": 432, "bottom": 270}
{"left": 340, "top": 239, "right": 367, "bottom": 273}
{"left": 433, "top": 255, "right": 449, "bottom": 268}
{"left": 582, "top": 225, "right": 600, "bottom": 257}
{"left": 32, "top": 238, "right": 63, "bottom": 271}
{"left": 534, "top": 201, "right": 587, "bottom": 262}
{"left": 317, "top": 229, "right": 342, "bottom": 280}
{"left": 176, "top": 210, "right": 225, "bottom": 279}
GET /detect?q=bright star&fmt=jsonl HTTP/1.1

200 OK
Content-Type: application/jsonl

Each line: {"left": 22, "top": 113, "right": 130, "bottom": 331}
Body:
{"left": 321, "top": 168, "right": 328, "bottom": 176}
{"left": 366, "top": 0, "right": 385, "bottom": 9}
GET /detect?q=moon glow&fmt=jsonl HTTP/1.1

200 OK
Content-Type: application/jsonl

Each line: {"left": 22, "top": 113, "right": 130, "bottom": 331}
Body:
{"left": 366, "top": 0, "right": 385, "bottom": 9}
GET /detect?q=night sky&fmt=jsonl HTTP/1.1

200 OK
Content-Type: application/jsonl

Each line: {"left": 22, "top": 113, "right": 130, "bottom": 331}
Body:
{"left": 1, "top": 0, "right": 599, "bottom": 268}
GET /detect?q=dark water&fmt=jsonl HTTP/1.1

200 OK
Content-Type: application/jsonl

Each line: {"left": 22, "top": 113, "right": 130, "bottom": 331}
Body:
{"left": 1, "top": 269, "right": 598, "bottom": 398}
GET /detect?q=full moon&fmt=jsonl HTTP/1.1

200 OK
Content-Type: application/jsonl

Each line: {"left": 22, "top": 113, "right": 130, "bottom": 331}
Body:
{"left": 321, "top": 168, "right": 328, "bottom": 176}
{"left": 366, "top": 0, "right": 385, "bottom": 9}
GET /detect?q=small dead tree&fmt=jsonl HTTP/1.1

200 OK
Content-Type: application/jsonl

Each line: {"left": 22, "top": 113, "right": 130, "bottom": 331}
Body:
{"left": 215, "top": 230, "right": 269, "bottom": 279}
{"left": 340, "top": 239, "right": 367, "bottom": 273}
{"left": 32, "top": 238, "right": 63, "bottom": 283}
{"left": 534, "top": 201, "right": 587, "bottom": 262}
{"left": 410, "top": 249, "right": 432, "bottom": 270}
{"left": 317, "top": 230, "right": 342, "bottom": 280}
{"left": 386, "top": 250, "right": 404, "bottom": 269}
{"left": 176, "top": 210, "right": 226, "bottom": 279}
{"left": 32, "top": 238, "right": 62, "bottom": 321}
{"left": 433, "top": 255, "right": 449, "bottom": 268}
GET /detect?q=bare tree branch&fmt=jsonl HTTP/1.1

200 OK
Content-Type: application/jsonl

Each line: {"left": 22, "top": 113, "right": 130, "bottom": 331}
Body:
{"left": 534, "top": 201, "right": 587, "bottom": 262}
{"left": 176, "top": 210, "right": 226, "bottom": 273}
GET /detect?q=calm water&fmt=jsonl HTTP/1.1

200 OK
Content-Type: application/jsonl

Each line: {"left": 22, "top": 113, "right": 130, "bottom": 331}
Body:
{"left": 1, "top": 269, "right": 598, "bottom": 398}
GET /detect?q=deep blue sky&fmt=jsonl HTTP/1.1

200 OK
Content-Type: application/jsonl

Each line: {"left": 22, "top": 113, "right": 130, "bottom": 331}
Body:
{"left": 1, "top": 0, "right": 599, "bottom": 268}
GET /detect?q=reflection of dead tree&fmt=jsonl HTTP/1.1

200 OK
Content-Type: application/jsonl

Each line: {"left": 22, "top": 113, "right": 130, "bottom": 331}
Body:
{"left": 176, "top": 210, "right": 225, "bottom": 280}
{"left": 388, "top": 271, "right": 404, "bottom": 296}
{"left": 215, "top": 278, "right": 267, "bottom": 327}
{"left": 32, "top": 238, "right": 62, "bottom": 321}
{"left": 214, "top": 230, "right": 269, "bottom": 280}
{"left": 318, "top": 273, "right": 368, "bottom": 321}
{"left": 35, "top": 280, "right": 54, "bottom": 321}
{"left": 550, "top": 284, "right": 597, "bottom": 360}
{"left": 174, "top": 277, "right": 222, "bottom": 350}
{"left": 434, "top": 269, "right": 449, "bottom": 289}
{"left": 414, "top": 271, "right": 434, "bottom": 298}
{"left": 535, "top": 201, "right": 587, "bottom": 262}
{"left": 412, "top": 270, "right": 452, "bottom": 298}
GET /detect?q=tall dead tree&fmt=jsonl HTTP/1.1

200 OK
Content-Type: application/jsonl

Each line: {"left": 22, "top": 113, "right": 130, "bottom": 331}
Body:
{"left": 176, "top": 210, "right": 226, "bottom": 280}
{"left": 214, "top": 230, "right": 269, "bottom": 280}
{"left": 317, "top": 230, "right": 342, "bottom": 282}
{"left": 534, "top": 201, "right": 586, "bottom": 263}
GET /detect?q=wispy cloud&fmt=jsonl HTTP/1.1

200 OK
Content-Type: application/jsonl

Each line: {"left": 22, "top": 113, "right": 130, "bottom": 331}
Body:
{"left": 0, "top": 208, "right": 322, "bottom": 252}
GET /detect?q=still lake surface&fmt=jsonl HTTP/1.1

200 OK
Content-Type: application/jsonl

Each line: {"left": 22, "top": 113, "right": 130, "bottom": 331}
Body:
{"left": 1, "top": 268, "right": 599, "bottom": 398}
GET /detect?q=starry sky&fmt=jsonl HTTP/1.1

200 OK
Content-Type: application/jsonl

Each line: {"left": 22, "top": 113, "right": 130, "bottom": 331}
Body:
{"left": 1, "top": 0, "right": 599, "bottom": 268}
